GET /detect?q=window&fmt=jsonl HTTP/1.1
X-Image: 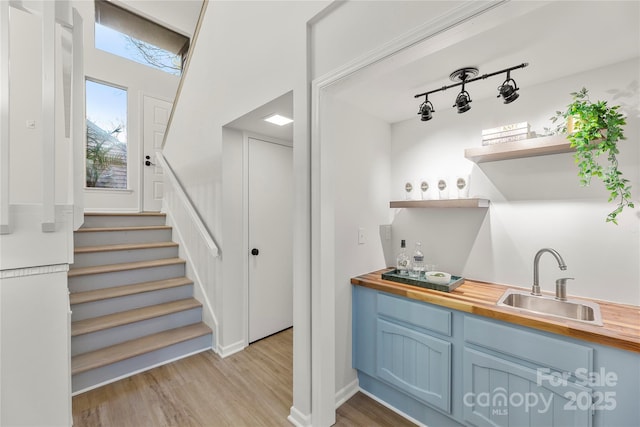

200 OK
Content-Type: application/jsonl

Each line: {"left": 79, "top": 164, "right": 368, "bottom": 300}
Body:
{"left": 86, "top": 80, "right": 128, "bottom": 189}
{"left": 94, "top": 0, "right": 189, "bottom": 76}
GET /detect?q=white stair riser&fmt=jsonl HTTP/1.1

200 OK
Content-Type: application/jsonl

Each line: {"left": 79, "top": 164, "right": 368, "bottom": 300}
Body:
{"left": 72, "top": 307, "right": 203, "bottom": 356}
{"left": 82, "top": 215, "right": 167, "bottom": 228}
{"left": 69, "top": 264, "right": 185, "bottom": 293}
{"left": 74, "top": 228, "right": 172, "bottom": 247}
{"left": 72, "top": 335, "right": 211, "bottom": 393}
{"left": 71, "top": 284, "right": 194, "bottom": 321}
{"left": 72, "top": 246, "right": 179, "bottom": 268}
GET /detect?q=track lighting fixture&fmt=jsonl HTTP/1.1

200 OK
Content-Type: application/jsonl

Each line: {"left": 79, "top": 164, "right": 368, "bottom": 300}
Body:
{"left": 418, "top": 96, "right": 435, "bottom": 121}
{"left": 414, "top": 63, "right": 528, "bottom": 122}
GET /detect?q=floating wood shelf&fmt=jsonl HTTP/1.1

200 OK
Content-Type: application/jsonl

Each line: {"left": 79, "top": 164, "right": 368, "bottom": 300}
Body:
{"left": 390, "top": 198, "right": 490, "bottom": 209}
{"left": 464, "top": 134, "right": 573, "bottom": 163}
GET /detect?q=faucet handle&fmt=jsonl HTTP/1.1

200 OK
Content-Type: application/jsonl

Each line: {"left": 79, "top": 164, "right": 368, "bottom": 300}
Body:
{"left": 555, "top": 277, "right": 574, "bottom": 301}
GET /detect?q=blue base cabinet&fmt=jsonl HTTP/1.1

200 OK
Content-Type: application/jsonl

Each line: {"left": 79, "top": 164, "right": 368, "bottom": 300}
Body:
{"left": 352, "top": 285, "right": 640, "bottom": 427}
{"left": 377, "top": 318, "right": 451, "bottom": 412}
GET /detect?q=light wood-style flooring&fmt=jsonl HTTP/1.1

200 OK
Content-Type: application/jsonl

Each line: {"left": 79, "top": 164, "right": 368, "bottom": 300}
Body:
{"left": 73, "top": 328, "right": 416, "bottom": 426}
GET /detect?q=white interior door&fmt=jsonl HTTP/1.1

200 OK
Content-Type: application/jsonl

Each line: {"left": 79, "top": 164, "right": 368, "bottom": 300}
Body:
{"left": 143, "top": 95, "right": 172, "bottom": 212}
{"left": 248, "top": 137, "right": 293, "bottom": 343}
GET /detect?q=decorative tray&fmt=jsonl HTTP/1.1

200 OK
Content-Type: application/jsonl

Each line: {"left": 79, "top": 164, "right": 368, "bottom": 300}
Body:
{"left": 381, "top": 269, "right": 465, "bottom": 292}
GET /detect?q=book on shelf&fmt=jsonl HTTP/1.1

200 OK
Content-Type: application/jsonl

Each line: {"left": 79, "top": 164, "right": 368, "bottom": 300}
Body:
{"left": 481, "top": 132, "right": 532, "bottom": 146}
{"left": 482, "top": 126, "right": 531, "bottom": 141}
{"left": 482, "top": 121, "right": 529, "bottom": 136}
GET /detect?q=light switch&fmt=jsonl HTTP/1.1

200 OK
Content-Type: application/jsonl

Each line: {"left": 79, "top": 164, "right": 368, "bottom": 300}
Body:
{"left": 358, "top": 227, "right": 366, "bottom": 245}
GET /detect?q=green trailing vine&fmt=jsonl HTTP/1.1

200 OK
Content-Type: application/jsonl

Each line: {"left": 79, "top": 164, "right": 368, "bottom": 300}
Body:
{"left": 548, "top": 88, "right": 634, "bottom": 224}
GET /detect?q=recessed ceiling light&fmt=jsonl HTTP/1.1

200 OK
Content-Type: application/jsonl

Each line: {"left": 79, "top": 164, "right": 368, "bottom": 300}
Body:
{"left": 263, "top": 114, "right": 293, "bottom": 126}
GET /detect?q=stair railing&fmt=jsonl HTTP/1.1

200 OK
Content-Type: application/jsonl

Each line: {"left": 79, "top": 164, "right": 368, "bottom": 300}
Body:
{"left": 156, "top": 152, "right": 220, "bottom": 345}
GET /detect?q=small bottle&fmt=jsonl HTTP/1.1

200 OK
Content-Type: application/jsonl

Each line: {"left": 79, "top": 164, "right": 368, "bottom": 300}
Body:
{"left": 410, "top": 242, "right": 425, "bottom": 278}
{"left": 396, "top": 239, "right": 410, "bottom": 275}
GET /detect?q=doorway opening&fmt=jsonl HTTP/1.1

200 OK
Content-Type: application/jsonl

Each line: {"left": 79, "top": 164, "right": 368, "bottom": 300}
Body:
{"left": 223, "top": 91, "right": 294, "bottom": 345}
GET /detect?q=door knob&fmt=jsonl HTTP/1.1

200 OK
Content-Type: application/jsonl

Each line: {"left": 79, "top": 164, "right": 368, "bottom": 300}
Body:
{"left": 251, "top": 248, "right": 259, "bottom": 256}
{"left": 144, "top": 155, "right": 155, "bottom": 167}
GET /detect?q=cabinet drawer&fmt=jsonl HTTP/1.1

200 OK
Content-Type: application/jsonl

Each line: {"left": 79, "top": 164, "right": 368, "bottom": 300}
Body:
{"left": 378, "top": 292, "right": 451, "bottom": 336}
{"left": 464, "top": 317, "right": 592, "bottom": 374}
{"left": 377, "top": 318, "right": 451, "bottom": 412}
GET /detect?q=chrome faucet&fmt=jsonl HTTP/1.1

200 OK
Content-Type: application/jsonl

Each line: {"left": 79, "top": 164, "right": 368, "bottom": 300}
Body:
{"left": 532, "top": 248, "right": 567, "bottom": 296}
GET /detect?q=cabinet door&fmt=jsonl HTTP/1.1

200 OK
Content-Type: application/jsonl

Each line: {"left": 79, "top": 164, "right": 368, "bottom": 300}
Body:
{"left": 463, "top": 348, "right": 592, "bottom": 427}
{"left": 377, "top": 318, "right": 451, "bottom": 412}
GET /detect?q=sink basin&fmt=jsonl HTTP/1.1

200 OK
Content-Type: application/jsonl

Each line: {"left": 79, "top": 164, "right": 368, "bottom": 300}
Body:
{"left": 497, "top": 289, "right": 603, "bottom": 326}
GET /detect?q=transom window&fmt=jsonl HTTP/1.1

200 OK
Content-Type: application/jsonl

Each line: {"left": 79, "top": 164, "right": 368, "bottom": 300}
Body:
{"left": 94, "top": 0, "right": 189, "bottom": 76}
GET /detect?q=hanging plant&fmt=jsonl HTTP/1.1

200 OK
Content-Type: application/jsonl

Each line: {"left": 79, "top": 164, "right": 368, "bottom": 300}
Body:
{"left": 549, "top": 88, "right": 634, "bottom": 224}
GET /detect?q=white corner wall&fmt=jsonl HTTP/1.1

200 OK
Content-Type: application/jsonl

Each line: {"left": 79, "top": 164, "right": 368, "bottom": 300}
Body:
{"left": 323, "top": 94, "right": 392, "bottom": 399}
{"left": 390, "top": 59, "right": 640, "bottom": 305}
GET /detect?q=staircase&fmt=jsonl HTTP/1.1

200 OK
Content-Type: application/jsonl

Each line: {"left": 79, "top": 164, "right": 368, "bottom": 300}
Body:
{"left": 69, "top": 212, "right": 212, "bottom": 393}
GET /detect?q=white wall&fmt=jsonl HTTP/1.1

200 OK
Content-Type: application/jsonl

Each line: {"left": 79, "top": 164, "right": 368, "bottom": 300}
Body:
{"left": 389, "top": 59, "right": 640, "bottom": 305}
{"left": 323, "top": 94, "right": 392, "bottom": 398}
{"left": 220, "top": 126, "right": 244, "bottom": 352}
{"left": 73, "top": 0, "right": 180, "bottom": 212}
{"left": 1, "top": 269, "right": 71, "bottom": 427}
{"left": 8, "top": 7, "right": 46, "bottom": 204}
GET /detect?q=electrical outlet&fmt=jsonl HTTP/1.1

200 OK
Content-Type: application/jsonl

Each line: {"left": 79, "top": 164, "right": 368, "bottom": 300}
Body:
{"left": 381, "top": 224, "right": 392, "bottom": 241}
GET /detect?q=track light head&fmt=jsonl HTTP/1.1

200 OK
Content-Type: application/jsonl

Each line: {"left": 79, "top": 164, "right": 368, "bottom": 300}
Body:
{"left": 418, "top": 99, "right": 435, "bottom": 121}
{"left": 454, "top": 87, "right": 472, "bottom": 114}
{"left": 497, "top": 78, "right": 520, "bottom": 104}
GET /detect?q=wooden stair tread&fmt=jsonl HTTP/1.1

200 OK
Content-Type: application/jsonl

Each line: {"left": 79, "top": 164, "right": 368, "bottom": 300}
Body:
{"left": 68, "top": 257, "right": 185, "bottom": 277}
{"left": 71, "top": 323, "right": 211, "bottom": 375}
{"left": 70, "top": 277, "right": 194, "bottom": 305}
{"left": 71, "top": 298, "right": 202, "bottom": 336}
{"left": 74, "top": 241, "right": 178, "bottom": 254}
{"left": 76, "top": 225, "right": 172, "bottom": 233}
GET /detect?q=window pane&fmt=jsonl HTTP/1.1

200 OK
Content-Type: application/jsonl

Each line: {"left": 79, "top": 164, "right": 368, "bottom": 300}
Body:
{"left": 86, "top": 80, "right": 128, "bottom": 189}
{"left": 95, "top": 23, "right": 182, "bottom": 76}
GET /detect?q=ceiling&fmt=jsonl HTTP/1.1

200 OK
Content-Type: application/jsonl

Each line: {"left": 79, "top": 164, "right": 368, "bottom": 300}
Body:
{"left": 331, "top": 1, "right": 640, "bottom": 124}
{"left": 112, "top": 1, "right": 638, "bottom": 138}
{"left": 225, "top": 92, "right": 294, "bottom": 142}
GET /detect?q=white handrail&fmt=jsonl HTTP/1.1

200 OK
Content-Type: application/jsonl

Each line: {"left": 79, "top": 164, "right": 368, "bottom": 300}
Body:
{"left": 157, "top": 152, "right": 219, "bottom": 256}
{"left": 0, "top": 0, "right": 11, "bottom": 234}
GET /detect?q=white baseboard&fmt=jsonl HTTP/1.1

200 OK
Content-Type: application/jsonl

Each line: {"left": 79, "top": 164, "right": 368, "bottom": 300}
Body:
{"left": 287, "top": 405, "right": 311, "bottom": 427}
{"left": 217, "top": 339, "right": 245, "bottom": 358}
{"left": 358, "top": 387, "right": 427, "bottom": 427}
{"left": 335, "top": 378, "right": 359, "bottom": 408}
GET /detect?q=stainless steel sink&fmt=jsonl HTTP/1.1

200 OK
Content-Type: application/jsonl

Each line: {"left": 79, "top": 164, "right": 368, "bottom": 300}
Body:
{"left": 497, "top": 289, "right": 603, "bottom": 326}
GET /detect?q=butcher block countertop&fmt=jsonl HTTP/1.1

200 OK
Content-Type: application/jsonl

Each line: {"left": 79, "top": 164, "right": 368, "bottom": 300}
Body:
{"left": 351, "top": 269, "right": 640, "bottom": 354}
